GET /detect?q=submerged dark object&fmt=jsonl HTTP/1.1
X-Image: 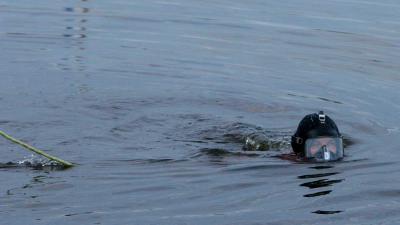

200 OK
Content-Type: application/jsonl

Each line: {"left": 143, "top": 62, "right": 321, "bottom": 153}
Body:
{"left": 0, "top": 160, "right": 68, "bottom": 171}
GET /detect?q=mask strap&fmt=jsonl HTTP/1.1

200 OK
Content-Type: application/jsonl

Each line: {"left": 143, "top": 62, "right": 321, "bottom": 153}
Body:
{"left": 292, "top": 136, "right": 303, "bottom": 144}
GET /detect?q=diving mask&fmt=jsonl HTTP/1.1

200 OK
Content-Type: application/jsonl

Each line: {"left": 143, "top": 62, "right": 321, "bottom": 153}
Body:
{"left": 304, "top": 137, "right": 344, "bottom": 162}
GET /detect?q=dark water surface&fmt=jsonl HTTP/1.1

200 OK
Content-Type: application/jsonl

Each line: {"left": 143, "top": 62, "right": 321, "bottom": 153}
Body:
{"left": 1, "top": 0, "right": 400, "bottom": 224}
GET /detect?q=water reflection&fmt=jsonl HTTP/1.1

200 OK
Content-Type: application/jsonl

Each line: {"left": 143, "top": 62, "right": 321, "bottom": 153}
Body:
{"left": 64, "top": 7, "right": 90, "bottom": 14}
{"left": 298, "top": 165, "right": 344, "bottom": 215}
{"left": 60, "top": 1, "right": 89, "bottom": 72}
{"left": 6, "top": 174, "right": 50, "bottom": 197}
{"left": 312, "top": 210, "right": 342, "bottom": 215}
{"left": 4, "top": 172, "right": 73, "bottom": 214}
{"left": 300, "top": 177, "right": 343, "bottom": 189}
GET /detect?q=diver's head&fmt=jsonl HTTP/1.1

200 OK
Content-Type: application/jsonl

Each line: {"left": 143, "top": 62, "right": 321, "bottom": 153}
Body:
{"left": 291, "top": 111, "right": 344, "bottom": 162}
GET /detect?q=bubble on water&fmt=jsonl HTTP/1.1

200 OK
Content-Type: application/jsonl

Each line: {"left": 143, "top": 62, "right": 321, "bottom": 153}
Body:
{"left": 17, "top": 154, "right": 43, "bottom": 166}
{"left": 16, "top": 155, "right": 63, "bottom": 168}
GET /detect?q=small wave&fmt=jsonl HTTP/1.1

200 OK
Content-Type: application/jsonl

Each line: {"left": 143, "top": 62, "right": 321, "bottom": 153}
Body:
{"left": 199, "top": 122, "right": 292, "bottom": 149}
{"left": 304, "top": 190, "right": 332, "bottom": 198}
{"left": 98, "top": 158, "right": 188, "bottom": 166}
{"left": 298, "top": 172, "right": 339, "bottom": 179}
{"left": 300, "top": 178, "right": 344, "bottom": 189}
{"left": 312, "top": 210, "right": 342, "bottom": 215}
{"left": 224, "top": 163, "right": 293, "bottom": 172}
{"left": 243, "top": 132, "right": 291, "bottom": 151}
{"left": 0, "top": 155, "right": 68, "bottom": 170}
{"left": 196, "top": 148, "right": 260, "bottom": 157}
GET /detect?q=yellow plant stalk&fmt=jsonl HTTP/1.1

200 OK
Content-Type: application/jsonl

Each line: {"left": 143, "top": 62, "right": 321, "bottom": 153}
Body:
{"left": 0, "top": 130, "right": 74, "bottom": 168}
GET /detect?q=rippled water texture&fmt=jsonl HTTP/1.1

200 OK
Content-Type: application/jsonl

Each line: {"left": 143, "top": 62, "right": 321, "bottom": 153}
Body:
{"left": 1, "top": 0, "right": 400, "bottom": 224}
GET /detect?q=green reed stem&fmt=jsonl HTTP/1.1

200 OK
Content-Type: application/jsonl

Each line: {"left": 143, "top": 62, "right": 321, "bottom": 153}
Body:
{"left": 0, "top": 130, "right": 74, "bottom": 168}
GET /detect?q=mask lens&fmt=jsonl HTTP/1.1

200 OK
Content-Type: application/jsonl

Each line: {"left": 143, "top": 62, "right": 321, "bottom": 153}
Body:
{"left": 305, "top": 137, "right": 343, "bottom": 161}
